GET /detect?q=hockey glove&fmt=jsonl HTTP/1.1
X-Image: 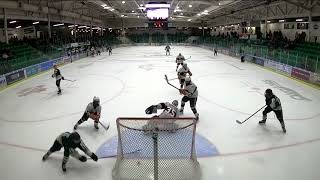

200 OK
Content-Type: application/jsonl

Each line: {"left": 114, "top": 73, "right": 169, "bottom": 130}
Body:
{"left": 91, "top": 153, "right": 98, "bottom": 161}
{"left": 62, "top": 76, "right": 65, "bottom": 80}
{"left": 145, "top": 105, "right": 157, "bottom": 114}
{"left": 79, "top": 156, "right": 87, "bottom": 162}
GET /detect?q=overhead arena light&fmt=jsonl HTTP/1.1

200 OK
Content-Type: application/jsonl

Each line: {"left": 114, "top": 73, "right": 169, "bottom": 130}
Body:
{"left": 16, "top": 26, "right": 21, "bottom": 29}
{"left": 32, "top": 21, "right": 39, "bottom": 24}
{"left": 279, "top": 20, "right": 285, "bottom": 22}
{"left": 68, "top": 25, "right": 78, "bottom": 28}
{"left": 189, "top": 4, "right": 192, "bottom": 8}
{"left": 122, "top": 1, "right": 125, "bottom": 4}
{"left": 188, "top": 19, "right": 192, "bottom": 21}
{"left": 145, "top": 4, "right": 170, "bottom": 8}
{"left": 9, "top": 21, "right": 17, "bottom": 24}
{"left": 78, "top": 25, "right": 87, "bottom": 28}
{"left": 296, "top": 19, "right": 304, "bottom": 22}
{"left": 53, "top": 23, "right": 64, "bottom": 27}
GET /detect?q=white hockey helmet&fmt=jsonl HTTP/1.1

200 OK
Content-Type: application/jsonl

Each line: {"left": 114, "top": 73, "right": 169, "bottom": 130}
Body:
{"left": 182, "top": 63, "right": 188, "bottom": 69}
{"left": 172, "top": 100, "right": 178, "bottom": 107}
{"left": 185, "top": 77, "right": 191, "bottom": 83}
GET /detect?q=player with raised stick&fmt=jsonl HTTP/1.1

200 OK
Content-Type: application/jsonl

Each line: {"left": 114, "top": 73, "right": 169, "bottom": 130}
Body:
{"left": 74, "top": 96, "right": 102, "bottom": 130}
{"left": 165, "top": 45, "right": 171, "bottom": 56}
{"left": 177, "top": 63, "right": 192, "bottom": 89}
{"left": 52, "top": 64, "right": 64, "bottom": 95}
{"left": 259, "top": 89, "right": 286, "bottom": 133}
{"left": 42, "top": 131, "right": 98, "bottom": 172}
{"left": 179, "top": 77, "right": 199, "bottom": 121}
{"left": 176, "top": 53, "right": 185, "bottom": 71}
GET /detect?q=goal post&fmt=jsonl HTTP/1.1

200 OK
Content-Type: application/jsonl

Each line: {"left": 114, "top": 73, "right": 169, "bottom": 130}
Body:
{"left": 112, "top": 117, "right": 201, "bottom": 180}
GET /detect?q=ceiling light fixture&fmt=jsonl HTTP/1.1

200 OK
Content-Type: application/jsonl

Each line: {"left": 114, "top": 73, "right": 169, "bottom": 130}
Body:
{"left": 16, "top": 26, "right": 21, "bottom": 28}
{"left": 32, "top": 21, "right": 39, "bottom": 25}
{"left": 122, "top": 1, "right": 125, "bottom": 4}
{"left": 189, "top": 4, "right": 192, "bottom": 8}
{"left": 9, "top": 21, "right": 17, "bottom": 24}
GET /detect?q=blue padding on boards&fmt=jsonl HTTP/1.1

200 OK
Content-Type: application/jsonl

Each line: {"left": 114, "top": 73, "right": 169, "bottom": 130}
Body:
{"left": 96, "top": 130, "right": 219, "bottom": 158}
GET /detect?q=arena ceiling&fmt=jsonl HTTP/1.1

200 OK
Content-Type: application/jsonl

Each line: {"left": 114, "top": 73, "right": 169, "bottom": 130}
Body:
{"left": 1, "top": 0, "right": 319, "bottom": 27}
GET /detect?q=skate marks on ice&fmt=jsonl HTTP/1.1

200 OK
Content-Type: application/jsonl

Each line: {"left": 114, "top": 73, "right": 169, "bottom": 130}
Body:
{"left": 224, "top": 62, "right": 244, "bottom": 70}
{"left": 138, "top": 64, "right": 172, "bottom": 71}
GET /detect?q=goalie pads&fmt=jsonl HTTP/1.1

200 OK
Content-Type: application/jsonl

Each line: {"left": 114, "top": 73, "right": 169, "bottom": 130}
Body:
{"left": 145, "top": 105, "right": 157, "bottom": 114}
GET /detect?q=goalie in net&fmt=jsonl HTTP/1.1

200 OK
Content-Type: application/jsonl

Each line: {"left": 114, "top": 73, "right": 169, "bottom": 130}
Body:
{"left": 144, "top": 100, "right": 179, "bottom": 133}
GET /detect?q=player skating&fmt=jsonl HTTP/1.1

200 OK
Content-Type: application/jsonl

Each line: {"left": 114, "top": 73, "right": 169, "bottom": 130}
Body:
{"left": 107, "top": 46, "right": 112, "bottom": 56}
{"left": 52, "top": 64, "right": 64, "bottom": 94}
{"left": 165, "top": 45, "right": 171, "bottom": 55}
{"left": 74, "top": 96, "right": 102, "bottom": 130}
{"left": 176, "top": 53, "right": 185, "bottom": 71}
{"left": 259, "top": 89, "right": 286, "bottom": 133}
{"left": 143, "top": 100, "right": 179, "bottom": 132}
{"left": 179, "top": 77, "right": 199, "bottom": 121}
{"left": 177, "top": 63, "right": 192, "bottom": 89}
{"left": 42, "top": 131, "right": 98, "bottom": 172}
{"left": 214, "top": 48, "right": 218, "bottom": 56}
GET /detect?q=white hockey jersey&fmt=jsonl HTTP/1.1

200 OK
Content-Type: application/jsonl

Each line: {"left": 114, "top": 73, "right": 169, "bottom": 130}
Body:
{"left": 184, "top": 82, "right": 198, "bottom": 98}
{"left": 177, "top": 67, "right": 190, "bottom": 79}
{"left": 176, "top": 55, "right": 185, "bottom": 63}
{"left": 158, "top": 102, "right": 179, "bottom": 118}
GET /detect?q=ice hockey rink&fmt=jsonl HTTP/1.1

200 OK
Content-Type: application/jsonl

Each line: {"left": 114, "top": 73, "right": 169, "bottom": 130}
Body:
{"left": 0, "top": 46, "right": 320, "bottom": 180}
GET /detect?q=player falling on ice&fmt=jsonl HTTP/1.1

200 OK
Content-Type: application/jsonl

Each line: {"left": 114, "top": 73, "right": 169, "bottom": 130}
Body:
{"left": 42, "top": 131, "right": 98, "bottom": 172}
{"left": 165, "top": 45, "right": 171, "bottom": 56}
{"left": 176, "top": 53, "right": 185, "bottom": 71}
{"left": 179, "top": 77, "right": 199, "bottom": 121}
{"left": 259, "top": 89, "right": 286, "bottom": 133}
{"left": 177, "top": 63, "right": 192, "bottom": 89}
{"left": 74, "top": 96, "right": 102, "bottom": 130}
{"left": 143, "top": 100, "right": 179, "bottom": 133}
{"left": 52, "top": 64, "right": 64, "bottom": 94}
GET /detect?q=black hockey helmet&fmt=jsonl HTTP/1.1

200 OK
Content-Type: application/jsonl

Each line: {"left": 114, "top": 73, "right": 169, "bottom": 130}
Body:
{"left": 265, "top": 89, "right": 273, "bottom": 98}
{"left": 69, "top": 132, "right": 81, "bottom": 144}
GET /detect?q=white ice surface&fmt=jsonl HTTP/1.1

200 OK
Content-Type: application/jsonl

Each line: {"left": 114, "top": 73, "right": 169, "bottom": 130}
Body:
{"left": 0, "top": 46, "right": 320, "bottom": 180}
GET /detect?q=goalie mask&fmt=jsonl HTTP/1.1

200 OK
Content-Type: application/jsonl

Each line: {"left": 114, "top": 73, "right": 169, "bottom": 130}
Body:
{"left": 172, "top": 100, "right": 178, "bottom": 107}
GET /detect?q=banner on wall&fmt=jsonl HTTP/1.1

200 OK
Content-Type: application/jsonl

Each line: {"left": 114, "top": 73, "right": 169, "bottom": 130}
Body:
{"left": 277, "top": 63, "right": 292, "bottom": 74}
{"left": 254, "top": 57, "right": 264, "bottom": 66}
{"left": 310, "top": 73, "right": 320, "bottom": 85}
{"left": 5, "top": 70, "right": 26, "bottom": 85}
{"left": 0, "top": 75, "right": 7, "bottom": 88}
{"left": 291, "top": 67, "right": 310, "bottom": 81}
{"left": 26, "top": 64, "right": 40, "bottom": 77}
{"left": 39, "top": 60, "right": 54, "bottom": 71}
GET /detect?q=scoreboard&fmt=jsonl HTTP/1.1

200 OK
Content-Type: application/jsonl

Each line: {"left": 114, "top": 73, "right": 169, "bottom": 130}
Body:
{"left": 148, "top": 20, "right": 168, "bottom": 29}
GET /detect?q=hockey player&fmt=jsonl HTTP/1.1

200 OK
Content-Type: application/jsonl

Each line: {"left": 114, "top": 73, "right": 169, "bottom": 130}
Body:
{"left": 259, "top": 89, "right": 286, "bottom": 133}
{"left": 165, "top": 45, "right": 171, "bottom": 56}
{"left": 177, "top": 63, "right": 192, "bottom": 89}
{"left": 42, "top": 131, "right": 98, "bottom": 172}
{"left": 90, "top": 47, "right": 95, "bottom": 57}
{"left": 144, "top": 100, "right": 179, "bottom": 132}
{"left": 74, "top": 96, "right": 101, "bottom": 130}
{"left": 214, "top": 48, "right": 218, "bottom": 56}
{"left": 52, "top": 64, "right": 64, "bottom": 94}
{"left": 107, "top": 46, "right": 112, "bottom": 56}
{"left": 179, "top": 77, "right": 199, "bottom": 121}
{"left": 176, "top": 53, "right": 185, "bottom": 71}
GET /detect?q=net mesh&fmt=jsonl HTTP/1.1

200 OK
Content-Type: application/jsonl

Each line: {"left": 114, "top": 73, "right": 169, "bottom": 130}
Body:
{"left": 112, "top": 117, "right": 201, "bottom": 180}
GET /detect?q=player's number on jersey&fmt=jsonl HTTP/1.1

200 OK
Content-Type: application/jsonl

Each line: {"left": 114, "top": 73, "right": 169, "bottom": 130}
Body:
{"left": 165, "top": 107, "right": 177, "bottom": 117}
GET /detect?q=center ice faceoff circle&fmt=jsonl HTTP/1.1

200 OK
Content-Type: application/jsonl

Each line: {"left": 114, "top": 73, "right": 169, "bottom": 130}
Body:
{"left": 0, "top": 74, "right": 125, "bottom": 123}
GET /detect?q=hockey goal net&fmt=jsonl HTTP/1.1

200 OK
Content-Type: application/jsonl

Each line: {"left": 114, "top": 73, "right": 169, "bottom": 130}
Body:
{"left": 112, "top": 117, "right": 201, "bottom": 180}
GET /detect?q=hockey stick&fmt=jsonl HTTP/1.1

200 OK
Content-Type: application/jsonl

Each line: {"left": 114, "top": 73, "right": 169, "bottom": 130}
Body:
{"left": 236, "top": 105, "right": 267, "bottom": 124}
{"left": 91, "top": 149, "right": 143, "bottom": 160}
{"left": 164, "top": 74, "right": 180, "bottom": 90}
{"left": 99, "top": 121, "right": 110, "bottom": 131}
{"left": 168, "top": 77, "right": 178, "bottom": 81}
{"left": 186, "top": 56, "right": 191, "bottom": 60}
{"left": 63, "top": 78, "right": 76, "bottom": 82}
